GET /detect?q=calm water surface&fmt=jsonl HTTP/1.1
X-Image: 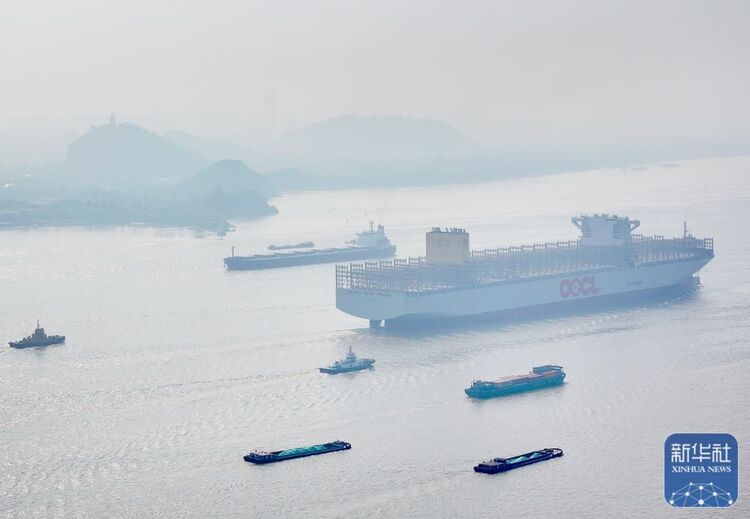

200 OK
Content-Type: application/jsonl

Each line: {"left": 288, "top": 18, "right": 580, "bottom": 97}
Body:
{"left": 1, "top": 156, "right": 749, "bottom": 518}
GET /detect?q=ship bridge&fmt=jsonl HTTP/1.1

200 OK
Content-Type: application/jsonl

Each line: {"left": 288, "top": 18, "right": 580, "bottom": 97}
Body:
{"left": 572, "top": 214, "right": 640, "bottom": 247}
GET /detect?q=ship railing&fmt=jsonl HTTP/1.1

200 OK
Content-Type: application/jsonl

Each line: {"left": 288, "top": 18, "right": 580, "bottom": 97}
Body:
{"left": 471, "top": 240, "right": 581, "bottom": 258}
{"left": 632, "top": 234, "right": 713, "bottom": 250}
{"left": 336, "top": 235, "right": 714, "bottom": 292}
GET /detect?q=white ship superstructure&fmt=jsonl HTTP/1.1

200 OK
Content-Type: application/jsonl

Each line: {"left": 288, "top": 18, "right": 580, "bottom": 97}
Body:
{"left": 335, "top": 215, "right": 714, "bottom": 327}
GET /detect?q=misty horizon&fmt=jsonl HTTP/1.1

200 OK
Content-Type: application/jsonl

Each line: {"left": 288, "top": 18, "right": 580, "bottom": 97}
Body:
{"left": 2, "top": 0, "right": 750, "bottom": 169}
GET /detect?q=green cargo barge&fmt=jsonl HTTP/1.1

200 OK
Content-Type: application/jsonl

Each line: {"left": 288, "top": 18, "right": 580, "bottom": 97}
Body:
{"left": 243, "top": 441, "right": 351, "bottom": 464}
{"left": 465, "top": 365, "right": 565, "bottom": 399}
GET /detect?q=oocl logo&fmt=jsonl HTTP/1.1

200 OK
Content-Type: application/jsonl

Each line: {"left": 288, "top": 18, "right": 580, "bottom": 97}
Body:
{"left": 560, "top": 276, "right": 600, "bottom": 298}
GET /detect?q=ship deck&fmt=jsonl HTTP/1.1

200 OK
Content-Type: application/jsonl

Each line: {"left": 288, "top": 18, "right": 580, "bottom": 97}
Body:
{"left": 488, "top": 373, "right": 539, "bottom": 383}
{"left": 231, "top": 246, "right": 372, "bottom": 261}
{"left": 336, "top": 235, "right": 713, "bottom": 295}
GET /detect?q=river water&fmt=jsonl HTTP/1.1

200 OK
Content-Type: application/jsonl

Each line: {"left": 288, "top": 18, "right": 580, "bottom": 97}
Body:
{"left": 1, "top": 156, "right": 749, "bottom": 518}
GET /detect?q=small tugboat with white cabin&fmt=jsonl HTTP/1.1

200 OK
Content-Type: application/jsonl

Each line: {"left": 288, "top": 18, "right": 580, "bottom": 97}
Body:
{"left": 319, "top": 347, "right": 375, "bottom": 374}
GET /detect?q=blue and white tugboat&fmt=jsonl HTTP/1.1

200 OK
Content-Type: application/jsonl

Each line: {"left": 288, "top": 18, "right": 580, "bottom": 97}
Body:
{"left": 319, "top": 346, "right": 375, "bottom": 374}
{"left": 9, "top": 321, "right": 65, "bottom": 348}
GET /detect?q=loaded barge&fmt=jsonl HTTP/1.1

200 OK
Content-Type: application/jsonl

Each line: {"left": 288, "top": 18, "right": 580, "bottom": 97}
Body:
{"left": 243, "top": 441, "right": 351, "bottom": 464}
{"left": 465, "top": 365, "right": 565, "bottom": 399}
{"left": 474, "top": 448, "right": 564, "bottom": 474}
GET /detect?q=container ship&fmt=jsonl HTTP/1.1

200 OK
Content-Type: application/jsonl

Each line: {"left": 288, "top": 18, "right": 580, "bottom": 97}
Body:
{"left": 225, "top": 223, "right": 395, "bottom": 270}
{"left": 335, "top": 215, "right": 714, "bottom": 327}
{"left": 243, "top": 441, "right": 351, "bottom": 464}
{"left": 474, "top": 448, "right": 564, "bottom": 474}
{"left": 465, "top": 365, "right": 565, "bottom": 399}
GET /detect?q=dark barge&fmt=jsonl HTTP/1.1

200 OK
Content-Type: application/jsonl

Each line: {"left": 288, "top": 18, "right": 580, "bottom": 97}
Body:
{"left": 474, "top": 448, "right": 563, "bottom": 474}
{"left": 243, "top": 441, "right": 351, "bottom": 464}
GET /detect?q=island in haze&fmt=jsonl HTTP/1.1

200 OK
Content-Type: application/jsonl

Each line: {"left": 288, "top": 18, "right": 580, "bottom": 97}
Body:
{"left": 3, "top": 113, "right": 740, "bottom": 233}
{"left": 0, "top": 120, "right": 276, "bottom": 233}
{"left": 272, "top": 114, "right": 478, "bottom": 160}
{"left": 65, "top": 116, "right": 210, "bottom": 189}
{"left": 259, "top": 114, "right": 701, "bottom": 189}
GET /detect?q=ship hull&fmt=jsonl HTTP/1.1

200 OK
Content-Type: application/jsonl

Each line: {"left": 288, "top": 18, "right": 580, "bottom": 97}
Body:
{"left": 337, "top": 256, "right": 712, "bottom": 326}
{"left": 465, "top": 374, "right": 565, "bottom": 399}
{"left": 225, "top": 246, "right": 395, "bottom": 270}
{"left": 319, "top": 361, "right": 375, "bottom": 374}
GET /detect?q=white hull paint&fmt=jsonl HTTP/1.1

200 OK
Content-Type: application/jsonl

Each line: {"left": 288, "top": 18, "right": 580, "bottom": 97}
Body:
{"left": 336, "top": 256, "right": 712, "bottom": 323}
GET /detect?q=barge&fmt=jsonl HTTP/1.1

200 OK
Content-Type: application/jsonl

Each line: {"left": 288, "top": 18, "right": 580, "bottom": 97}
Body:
{"left": 474, "top": 448, "right": 564, "bottom": 474}
{"left": 465, "top": 365, "right": 565, "bottom": 399}
{"left": 243, "top": 440, "right": 351, "bottom": 464}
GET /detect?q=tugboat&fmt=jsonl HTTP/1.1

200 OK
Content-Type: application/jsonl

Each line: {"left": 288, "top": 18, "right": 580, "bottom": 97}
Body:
{"left": 9, "top": 321, "right": 65, "bottom": 349}
{"left": 474, "top": 448, "right": 564, "bottom": 474}
{"left": 244, "top": 440, "right": 351, "bottom": 464}
{"left": 319, "top": 346, "right": 375, "bottom": 374}
{"left": 465, "top": 365, "right": 565, "bottom": 399}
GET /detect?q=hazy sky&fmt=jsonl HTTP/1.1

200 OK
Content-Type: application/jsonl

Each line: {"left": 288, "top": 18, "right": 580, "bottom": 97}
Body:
{"left": 1, "top": 0, "right": 749, "bottom": 148}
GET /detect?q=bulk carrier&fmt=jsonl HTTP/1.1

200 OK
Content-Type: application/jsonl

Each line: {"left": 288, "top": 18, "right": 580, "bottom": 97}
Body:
{"left": 225, "top": 223, "right": 395, "bottom": 270}
{"left": 335, "top": 215, "right": 714, "bottom": 327}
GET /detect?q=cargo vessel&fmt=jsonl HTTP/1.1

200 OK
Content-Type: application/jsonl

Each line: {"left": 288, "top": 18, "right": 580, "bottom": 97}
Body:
{"left": 9, "top": 321, "right": 65, "bottom": 348}
{"left": 243, "top": 440, "right": 351, "bottom": 464}
{"left": 336, "top": 215, "right": 714, "bottom": 327}
{"left": 319, "top": 346, "right": 375, "bottom": 374}
{"left": 225, "top": 223, "right": 395, "bottom": 270}
{"left": 474, "top": 448, "right": 564, "bottom": 474}
{"left": 465, "top": 365, "right": 565, "bottom": 399}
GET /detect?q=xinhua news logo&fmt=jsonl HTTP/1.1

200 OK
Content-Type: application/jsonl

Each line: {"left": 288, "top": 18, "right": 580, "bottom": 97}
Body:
{"left": 665, "top": 433, "right": 738, "bottom": 507}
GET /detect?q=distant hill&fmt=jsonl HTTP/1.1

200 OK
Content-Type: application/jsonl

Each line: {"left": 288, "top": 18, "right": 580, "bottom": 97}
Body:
{"left": 272, "top": 115, "right": 478, "bottom": 161}
{"left": 0, "top": 158, "right": 278, "bottom": 232}
{"left": 163, "top": 130, "right": 252, "bottom": 162}
{"left": 175, "top": 159, "right": 277, "bottom": 221}
{"left": 65, "top": 120, "right": 209, "bottom": 188}
{"left": 180, "top": 159, "right": 275, "bottom": 198}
